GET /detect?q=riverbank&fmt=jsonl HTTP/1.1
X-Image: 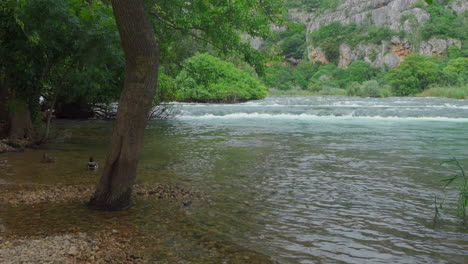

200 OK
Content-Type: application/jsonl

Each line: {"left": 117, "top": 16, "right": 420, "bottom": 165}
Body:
{"left": 0, "top": 183, "right": 193, "bottom": 206}
{"left": 0, "top": 229, "right": 138, "bottom": 264}
{"left": 268, "top": 84, "right": 468, "bottom": 99}
{"left": 0, "top": 181, "right": 279, "bottom": 264}
{"left": 0, "top": 183, "right": 194, "bottom": 263}
{"left": 420, "top": 84, "right": 468, "bottom": 99}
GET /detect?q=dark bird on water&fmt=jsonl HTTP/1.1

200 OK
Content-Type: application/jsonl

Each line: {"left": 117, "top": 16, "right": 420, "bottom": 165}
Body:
{"left": 87, "top": 157, "right": 99, "bottom": 170}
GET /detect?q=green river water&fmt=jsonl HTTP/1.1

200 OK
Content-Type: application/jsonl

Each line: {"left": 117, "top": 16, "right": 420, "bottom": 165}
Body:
{"left": 1, "top": 95, "right": 467, "bottom": 263}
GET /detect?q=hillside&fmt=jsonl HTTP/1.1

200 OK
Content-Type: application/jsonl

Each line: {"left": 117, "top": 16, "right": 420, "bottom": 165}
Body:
{"left": 259, "top": 0, "right": 467, "bottom": 98}
{"left": 270, "top": 0, "right": 467, "bottom": 68}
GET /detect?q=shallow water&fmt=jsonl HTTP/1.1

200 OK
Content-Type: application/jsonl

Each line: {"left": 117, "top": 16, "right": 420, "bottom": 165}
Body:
{"left": 1, "top": 95, "right": 468, "bottom": 263}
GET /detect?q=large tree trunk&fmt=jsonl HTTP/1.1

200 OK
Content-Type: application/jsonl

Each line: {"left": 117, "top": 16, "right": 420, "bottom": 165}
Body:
{"left": 89, "top": 0, "right": 159, "bottom": 210}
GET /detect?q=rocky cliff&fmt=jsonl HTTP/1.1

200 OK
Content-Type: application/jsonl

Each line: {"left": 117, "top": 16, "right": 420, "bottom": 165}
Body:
{"left": 289, "top": 0, "right": 467, "bottom": 68}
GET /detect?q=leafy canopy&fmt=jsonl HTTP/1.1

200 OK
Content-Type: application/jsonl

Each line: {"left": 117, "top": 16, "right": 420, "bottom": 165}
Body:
{"left": 148, "top": 0, "right": 285, "bottom": 74}
{"left": 385, "top": 53, "right": 441, "bottom": 96}
{"left": 1, "top": 0, "right": 123, "bottom": 110}
{"left": 176, "top": 53, "right": 267, "bottom": 102}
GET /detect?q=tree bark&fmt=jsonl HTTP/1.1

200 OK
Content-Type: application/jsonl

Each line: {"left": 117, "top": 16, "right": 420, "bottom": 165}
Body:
{"left": 89, "top": 0, "right": 159, "bottom": 210}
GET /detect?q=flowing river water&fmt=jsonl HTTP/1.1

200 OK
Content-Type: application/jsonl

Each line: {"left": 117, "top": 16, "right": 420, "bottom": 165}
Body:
{"left": 1, "top": 95, "right": 468, "bottom": 263}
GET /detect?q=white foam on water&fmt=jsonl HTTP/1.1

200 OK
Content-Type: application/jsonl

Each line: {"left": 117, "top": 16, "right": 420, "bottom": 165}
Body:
{"left": 176, "top": 113, "right": 468, "bottom": 122}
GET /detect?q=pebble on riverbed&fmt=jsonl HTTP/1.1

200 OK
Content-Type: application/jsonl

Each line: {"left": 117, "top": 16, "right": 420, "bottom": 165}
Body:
{"left": 0, "top": 184, "right": 194, "bottom": 206}
{"left": 0, "top": 184, "right": 194, "bottom": 263}
{"left": 0, "top": 230, "right": 138, "bottom": 264}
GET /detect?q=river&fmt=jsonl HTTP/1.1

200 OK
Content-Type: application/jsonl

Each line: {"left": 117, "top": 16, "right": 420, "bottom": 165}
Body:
{"left": 1, "top": 95, "right": 468, "bottom": 263}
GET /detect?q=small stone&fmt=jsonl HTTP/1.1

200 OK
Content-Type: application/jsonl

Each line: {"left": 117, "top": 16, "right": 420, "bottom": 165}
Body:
{"left": 67, "top": 246, "right": 78, "bottom": 256}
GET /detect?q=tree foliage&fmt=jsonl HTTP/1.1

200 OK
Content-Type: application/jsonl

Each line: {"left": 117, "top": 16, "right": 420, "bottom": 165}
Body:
{"left": 421, "top": 3, "right": 467, "bottom": 42}
{"left": 176, "top": 53, "right": 267, "bottom": 102}
{"left": 261, "top": 22, "right": 307, "bottom": 60}
{"left": 1, "top": 0, "right": 123, "bottom": 123}
{"left": 442, "top": 57, "right": 468, "bottom": 84}
{"left": 385, "top": 54, "right": 441, "bottom": 96}
{"left": 149, "top": 0, "right": 284, "bottom": 74}
{"left": 345, "top": 60, "right": 374, "bottom": 83}
{"left": 309, "top": 22, "right": 399, "bottom": 64}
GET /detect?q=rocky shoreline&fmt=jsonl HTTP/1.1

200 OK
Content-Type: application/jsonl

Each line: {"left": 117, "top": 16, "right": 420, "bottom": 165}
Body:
{"left": 0, "top": 184, "right": 194, "bottom": 206}
{"left": 0, "top": 183, "right": 195, "bottom": 264}
{"left": 0, "top": 230, "right": 138, "bottom": 264}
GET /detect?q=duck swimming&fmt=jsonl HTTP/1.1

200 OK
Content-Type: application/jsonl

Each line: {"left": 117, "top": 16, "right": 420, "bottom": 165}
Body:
{"left": 87, "top": 157, "right": 98, "bottom": 170}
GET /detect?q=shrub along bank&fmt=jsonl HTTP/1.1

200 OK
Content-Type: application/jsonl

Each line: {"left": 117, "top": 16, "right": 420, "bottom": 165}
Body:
{"left": 174, "top": 53, "right": 267, "bottom": 103}
{"left": 262, "top": 52, "right": 468, "bottom": 99}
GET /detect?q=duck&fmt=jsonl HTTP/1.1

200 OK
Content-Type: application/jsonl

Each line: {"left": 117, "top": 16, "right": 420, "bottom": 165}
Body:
{"left": 87, "top": 157, "right": 99, "bottom": 170}
{"left": 41, "top": 153, "right": 56, "bottom": 163}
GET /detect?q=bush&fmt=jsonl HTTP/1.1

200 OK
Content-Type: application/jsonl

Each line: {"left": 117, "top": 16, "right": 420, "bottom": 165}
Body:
{"left": 385, "top": 54, "right": 441, "bottom": 96}
{"left": 176, "top": 53, "right": 267, "bottom": 102}
{"left": 261, "top": 22, "right": 307, "bottom": 60}
{"left": 263, "top": 62, "right": 295, "bottom": 90}
{"left": 346, "top": 80, "right": 391, "bottom": 97}
{"left": 345, "top": 60, "right": 373, "bottom": 83}
{"left": 420, "top": 84, "right": 468, "bottom": 99}
{"left": 447, "top": 45, "right": 462, "bottom": 60}
{"left": 443, "top": 57, "right": 468, "bottom": 81}
{"left": 316, "top": 87, "right": 346, "bottom": 95}
{"left": 154, "top": 69, "right": 178, "bottom": 105}
{"left": 293, "top": 62, "right": 320, "bottom": 89}
{"left": 421, "top": 4, "right": 466, "bottom": 41}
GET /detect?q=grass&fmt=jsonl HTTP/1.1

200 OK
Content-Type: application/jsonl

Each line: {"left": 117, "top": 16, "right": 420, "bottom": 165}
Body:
{"left": 270, "top": 84, "right": 468, "bottom": 99}
{"left": 434, "top": 158, "right": 468, "bottom": 223}
{"left": 268, "top": 88, "right": 347, "bottom": 96}
{"left": 268, "top": 89, "right": 316, "bottom": 96}
{"left": 419, "top": 84, "right": 468, "bottom": 99}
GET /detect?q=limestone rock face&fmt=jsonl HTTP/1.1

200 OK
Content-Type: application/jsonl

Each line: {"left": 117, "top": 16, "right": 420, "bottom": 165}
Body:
{"left": 308, "top": 46, "right": 328, "bottom": 64}
{"left": 290, "top": 0, "right": 430, "bottom": 33}
{"left": 290, "top": 0, "right": 466, "bottom": 68}
{"left": 420, "top": 38, "right": 462, "bottom": 56}
{"left": 450, "top": 0, "right": 468, "bottom": 13}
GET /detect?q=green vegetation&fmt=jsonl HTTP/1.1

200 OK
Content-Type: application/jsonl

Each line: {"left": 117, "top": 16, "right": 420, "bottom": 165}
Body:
{"left": 263, "top": 52, "right": 467, "bottom": 99}
{"left": 309, "top": 22, "right": 399, "bottom": 64}
{"left": 421, "top": 3, "right": 467, "bottom": 42}
{"left": 408, "top": 1, "right": 468, "bottom": 55}
{"left": 385, "top": 54, "right": 441, "bottom": 96}
{"left": 262, "top": 60, "right": 389, "bottom": 97}
{"left": 285, "top": 0, "right": 342, "bottom": 12}
{"left": 346, "top": 80, "right": 392, "bottom": 97}
{"left": 434, "top": 158, "right": 468, "bottom": 222}
{"left": 1, "top": 0, "right": 123, "bottom": 137}
{"left": 176, "top": 53, "right": 267, "bottom": 103}
{"left": 420, "top": 84, "right": 468, "bottom": 99}
{"left": 1, "top": 0, "right": 281, "bottom": 139}
{"left": 0, "top": 0, "right": 466, "bottom": 140}
{"left": 268, "top": 89, "right": 316, "bottom": 95}
{"left": 261, "top": 22, "right": 307, "bottom": 60}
